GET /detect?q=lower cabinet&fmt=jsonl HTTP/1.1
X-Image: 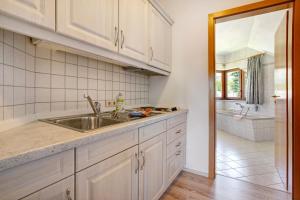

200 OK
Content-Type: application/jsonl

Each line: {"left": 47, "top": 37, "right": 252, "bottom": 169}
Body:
{"left": 139, "top": 133, "right": 166, "bottom": 200}
{"left": 76, "top": 146, "right": 139, "bottom": 200}
{"left": 22, "top": 176, "right": 74, "bottom": 200}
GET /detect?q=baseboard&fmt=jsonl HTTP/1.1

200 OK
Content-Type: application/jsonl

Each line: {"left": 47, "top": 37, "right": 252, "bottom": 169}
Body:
{"left": 183, "top": 168, "right": 209, "bottom": 178}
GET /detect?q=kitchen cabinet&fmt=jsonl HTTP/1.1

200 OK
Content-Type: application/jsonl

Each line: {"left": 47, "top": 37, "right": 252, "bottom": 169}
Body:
{"left": 148, "top": 4, "right": 172, "bottom": 72}
{"left": 0, "top": 0, "right": 55, "bottom": 30}
{"left": 56, "top": 0, "right": 119, "bottom": 52}
{"left": 21, "top": 176, "right": 74, "bottom": 200}
{"left": 139, "top": 133, "right": 166, "bottom": 200}
{"left": 119, "top": 0, "right": 149, "bottom": 62}
{"left": 76, "top": 146, "right": 139, "bottom": 200}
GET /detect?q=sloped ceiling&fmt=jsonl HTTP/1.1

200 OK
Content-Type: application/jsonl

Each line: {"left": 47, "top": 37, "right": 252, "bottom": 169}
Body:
{"left": 216, "top": 10, "right": 286, "bottom": 56}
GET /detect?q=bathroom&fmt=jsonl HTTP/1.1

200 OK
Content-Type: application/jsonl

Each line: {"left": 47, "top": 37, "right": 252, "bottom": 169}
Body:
{"left": 215, "top": 10, "right": 288, "bottom": 191}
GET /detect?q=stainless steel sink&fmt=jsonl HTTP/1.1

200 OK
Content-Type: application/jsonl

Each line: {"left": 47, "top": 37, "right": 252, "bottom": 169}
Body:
{"left": 41, "top": 114, "right": 124, "bottom": 132}
{"left": 41, "top": 110, "right": 166, "bottom": 132}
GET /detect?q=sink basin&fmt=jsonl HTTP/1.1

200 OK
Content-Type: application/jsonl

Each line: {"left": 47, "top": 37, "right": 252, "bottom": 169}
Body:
{"left": 41, "top": 114, "right": 123, "bottom": 132}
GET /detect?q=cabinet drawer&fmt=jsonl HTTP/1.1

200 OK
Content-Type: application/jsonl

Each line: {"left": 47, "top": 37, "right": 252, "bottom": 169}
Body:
{"left": 76, "top": 129, "right": 138, "bottom": 171}
{"left": 0, "top": 150, "right": 74, "bottom": 200}
{"left": 167, "top": 113, "right": 187, "bottom": 129}
{"left": 167, "top": 135, "right": 185, "bottom": 159}
{"left": 22, "top": 176, "right": 74, "bottom": 200}
{"left": 166, "top": 150, "right": 185, "bottom": 186}
{"left": 139, "top": 120, "right": 167, "bottom": 143}
{"left": 167, "top": 123, "right": 186, "bottom": 144}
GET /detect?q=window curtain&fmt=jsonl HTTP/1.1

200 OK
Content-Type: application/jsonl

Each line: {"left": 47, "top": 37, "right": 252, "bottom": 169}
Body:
{"left": 246, "top": 55, "right": 264, "bottom": 105}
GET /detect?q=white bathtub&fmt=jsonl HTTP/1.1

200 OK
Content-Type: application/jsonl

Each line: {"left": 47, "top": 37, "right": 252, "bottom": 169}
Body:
{"left": 216, "top": 110, "right": 275, "bottom": 142}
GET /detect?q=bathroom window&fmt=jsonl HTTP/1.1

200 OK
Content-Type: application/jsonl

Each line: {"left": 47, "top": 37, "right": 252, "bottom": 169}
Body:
{"left": 215, "top": 68, "right": 245, "bottom": 100}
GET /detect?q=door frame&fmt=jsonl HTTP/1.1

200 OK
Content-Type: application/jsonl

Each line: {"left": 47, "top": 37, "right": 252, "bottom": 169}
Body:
{"left": 208, "top": 0, "right": 300, "bottom": 198}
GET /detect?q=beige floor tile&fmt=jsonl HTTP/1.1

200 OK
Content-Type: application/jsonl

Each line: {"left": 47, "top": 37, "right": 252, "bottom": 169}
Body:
{"left": 238, "top": 173, "right": 282, "bottom": 186}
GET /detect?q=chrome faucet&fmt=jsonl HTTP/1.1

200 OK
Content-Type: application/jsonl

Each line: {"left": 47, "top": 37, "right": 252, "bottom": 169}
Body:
{"left": 84, "top": 95, "right": 101, "bottom": 116}
{"left": 235, "top": 102, "right": 245, "bottom": 115}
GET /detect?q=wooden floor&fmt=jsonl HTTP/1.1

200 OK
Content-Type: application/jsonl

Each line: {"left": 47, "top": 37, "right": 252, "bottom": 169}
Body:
{"left": 160, "top": 172, "right": 291, "bottom": 200}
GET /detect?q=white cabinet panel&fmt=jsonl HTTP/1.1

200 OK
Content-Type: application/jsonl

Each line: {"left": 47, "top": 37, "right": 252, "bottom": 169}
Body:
{"left": 139, "top": 133, "right": 166, "bottom": 200}
{"left": 76, "top": 146, "right": 139, "bottom": 200}
{"left": 22, "top": 176, "right": 74, "bottom": 200}
{"left": 0, "top": 0, "right": 55, "bottom": 30}
{"left": 119, "top": 0, "right": 148, "bottom": 62}
{"left": 57, "top": 0, "right": 118, "bottom": 51}
{"left": 148, "top": 5, "right": 172, "bottom": 72}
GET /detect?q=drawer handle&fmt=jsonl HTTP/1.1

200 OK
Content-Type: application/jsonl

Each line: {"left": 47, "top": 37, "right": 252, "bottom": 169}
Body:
{"left": 176, "top": 150, "right": 182, "bottom": 156}
{"left": 66, "top": 189, "right": 72, "bottom": 200}
{"left": 176, "top": 129, "right": 182, "bottom": 134}
{"left": 140, "top": 151, "right": 146, "bottom": 170}
{"left": 114, "top": 26, "right": 119, "bottom": 47}
{"left": 135, "top": 152, "right": 139, "bottom": 174}
{"left": 176, "top": 142, "right": 182, "bottom": 147}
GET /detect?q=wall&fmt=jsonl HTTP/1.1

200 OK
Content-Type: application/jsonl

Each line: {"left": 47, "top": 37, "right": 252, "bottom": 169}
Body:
{"left": 150, "top": 0, "right": 261, "bottom": 175}
{"left": 0, "top": 29, "right": 149, "bottom": 121}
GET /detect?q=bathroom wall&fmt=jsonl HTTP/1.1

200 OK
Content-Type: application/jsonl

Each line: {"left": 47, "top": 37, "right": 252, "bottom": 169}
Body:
{"left": 0, "top": 29, "right": 150, "bottom": 121}
{"left": 216, "top": 48, "right": 275, "bottom": 116}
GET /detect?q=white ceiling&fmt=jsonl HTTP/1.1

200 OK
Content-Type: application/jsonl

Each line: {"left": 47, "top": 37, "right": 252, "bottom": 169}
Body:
{"left": 216, "top": 10, "right": 286, "bottom": 56}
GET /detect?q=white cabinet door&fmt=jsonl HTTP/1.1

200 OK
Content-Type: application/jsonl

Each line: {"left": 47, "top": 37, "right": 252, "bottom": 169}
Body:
{"left": 76, "top": 146, "right": 139, "bottom": 200}
{"left": 22, "top": 176, "right": 74, "bottom": 200}
{"left": 139, "top": 133, "right": 166, "bottom": 200}
{"left": 148, "top": 5, "right": 172, "bottom": 72}
{"left": 57, "top": 0, "right": 118, "bottom": 52}
{"left": 0, "top": 0, "right": 55, "bottom": 30}
{"left": 119, "top": 0, "right": 148, "bottom": 62}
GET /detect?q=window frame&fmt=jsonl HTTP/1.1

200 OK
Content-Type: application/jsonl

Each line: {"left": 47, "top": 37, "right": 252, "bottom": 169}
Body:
{"left": 216, "top": 68, "right": 246, "bottom": 100}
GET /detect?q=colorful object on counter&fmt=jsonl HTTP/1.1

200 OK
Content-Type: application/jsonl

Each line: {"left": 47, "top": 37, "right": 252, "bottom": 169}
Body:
{"left": 129, "top": 108, "right": 153, "bottom": 118}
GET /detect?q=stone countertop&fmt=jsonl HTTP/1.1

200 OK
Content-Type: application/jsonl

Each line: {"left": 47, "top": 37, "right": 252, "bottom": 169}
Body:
{"left": 0, "top": 110, "right": 187, "bottom": 172}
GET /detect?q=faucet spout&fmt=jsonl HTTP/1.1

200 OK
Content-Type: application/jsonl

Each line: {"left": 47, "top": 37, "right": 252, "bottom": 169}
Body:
{"left": 84, "top": 95, "right": 101, "bottom": 116}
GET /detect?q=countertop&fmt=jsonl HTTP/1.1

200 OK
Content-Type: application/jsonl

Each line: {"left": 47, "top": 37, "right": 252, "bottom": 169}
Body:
{"left": 0, "top": 110, "right": 187, "bottom": 173}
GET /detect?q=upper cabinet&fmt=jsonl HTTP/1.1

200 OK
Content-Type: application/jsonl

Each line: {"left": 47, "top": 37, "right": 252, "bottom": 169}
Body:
{"left": 148, "top": 4, "right": 172, "bottom": 72}
{"left": 119, "top": 0, "right": 149, "bottom": 63}
{"left": 0, "top": 0, "right": 55, "bottom": 30}
{"left": 56, "top": 0, "right": 119, "bottom": 52}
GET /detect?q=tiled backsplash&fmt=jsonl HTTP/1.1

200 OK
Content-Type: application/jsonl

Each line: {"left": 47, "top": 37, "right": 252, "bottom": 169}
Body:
{"left": 0, "top": 29, "right": 149, "bottom": 121}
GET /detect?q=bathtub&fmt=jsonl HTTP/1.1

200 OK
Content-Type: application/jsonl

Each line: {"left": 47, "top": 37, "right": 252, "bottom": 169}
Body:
{"left": 216, "top": 110, "right": 275, "bottom": 142}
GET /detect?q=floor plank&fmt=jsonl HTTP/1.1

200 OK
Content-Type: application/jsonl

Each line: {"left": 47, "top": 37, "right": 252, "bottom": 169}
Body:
{"left": 160, "top": 172, "right": 291, "bottom": 200}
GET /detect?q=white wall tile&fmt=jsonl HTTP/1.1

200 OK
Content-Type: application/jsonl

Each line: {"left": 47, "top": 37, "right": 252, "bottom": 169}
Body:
{"left": 88, "top": 58, "right": 97, "bottom": 69}
{"left": 66, "top": 89, "right": 77, "bottom": 101}
{"left": 51, "top": 102, "right": 65, "bottom": 111}
{"left": 26, "top": 88, "right": 35, "bottom": 103}
{"left": 98, "top": 80, "right": 105, "bottom": 90}
{"left": 88, "top": 79, "right": 97, "bottom": 90}
{"left": 51, "top": 61, "right": 65, "bottom": 75}
{"left": 66, "top": 53, "right": 77, "bottom": 64}
{"left": 78, "top": 78, "right": 87, "bottom": 89}
{"left": 66, "top": 101, "right": 77, "bottom": 110}
{"left": 66, "top": 63, "right": 77, "bottom": 76}
{"left": 0, "top": 43, "right": 3, "bottom": 63}
{"left": 3, "top": 106, "right": 13, "bottom": 120}
{"left": 26, "top": 54, "right": 35, "bottom": 71}
{"left": 36, "top": 73, "right": 50, "bottom": 88}
{"left": 35, "top": 103, "right": 50, "bottom": 113}
{"left": 26, "top": 103, "right": 35, "bottom": 115}
{"left": 13, "top": 68, "right": 25, "bottom": 86}
{"left": 26, "top": 71, "right": 35, "bottom": 87}
{"left": 88, "top": 68, "right": 97, "bottom": 79}
{"left": 36, "top": 47, "right": 51, "bottom": 59}
{"left": 77, "top": 90, "right": 87, "bottom": 101}
{"left": 25, "top": 37, "right": 35, "bottom": 56}
{"left": 4, "top": 44, "right": 13, "bottom": 65}
{"left": 3, "top": 30, "right": 13, "bottom": 46}
{"left": 66, "top": 76, "right": 77, "bottom": 89}
{"left": 3, "top": 86, "right": 13, "bottom": 106}
{"left": 51, "top": 75, "right": 65, "bottom": 88}
{"left": 35, "top": 58, "right": 50, "bottom": 73}
{"left": 51, "top": 89, "right": 65, "bottom": 102}
{"left": 13, "top": 33, "right": 25, "bottom": 51}
{"left": 14, "top": 87, "right": 25, "bottom": 105}
{"left": 98, "top": 91, "right": 105, "bottom": 101}
{"left": 78, "top": 66, "right": 87, "bottom": 78}
{"left": 78, "top": 56, "right": 88, "bottom": 66}
{"left": 14, "top": 105, "right": 25, "bottom": 118}
{"left": 0, "top": 86, "right": 3, "bottom": 106}
{"left": 0, "top": 29, "right": 3, "bottom": 42}
{"left": 52, "top": 50, "right": 65, "bottom": 62}
{"left": 36, "top": 88, "right": 50, "bottom": 102}
{"left": 3, "top": 65, "right": 13, "bottom": 85}
{"left": 98, "top": 70, "right": 105, "bottom": 80}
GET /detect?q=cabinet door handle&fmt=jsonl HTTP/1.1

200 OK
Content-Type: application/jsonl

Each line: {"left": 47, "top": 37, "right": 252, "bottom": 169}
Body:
{"left": 140, "top": 151, "right": 145, "bottom": 170}
{"left": 134, "top": 152, "right": 139, "bottom": 174}
{"left": 114, "top": 26, "right": 119, "bottom": 47}
{"left": 176, "top": 150, "right": 182, "bottom": 156}
{"left": 150, "top": 47, "right": 154, "bottom": 61}
{"left": 66, "top": 189, "right": 72, "bottom": 200}
{"left": 176, "top": 142, "right": 182, "bottom": 147}
{"left": 176, "top": 129, "right": 182, "bottom": 134}
{"left": 121, "top": 30, "right": 125, "bottom": 48}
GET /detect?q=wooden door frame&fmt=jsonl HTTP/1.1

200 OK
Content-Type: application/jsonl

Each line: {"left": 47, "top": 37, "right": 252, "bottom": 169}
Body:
{"left": 208, "top": 0, "right": 300, "bottom": 198}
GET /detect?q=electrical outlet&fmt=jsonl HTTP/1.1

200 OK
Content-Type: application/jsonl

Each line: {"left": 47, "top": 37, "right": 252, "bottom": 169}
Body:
{"left": 105, "top": 100, "right": 116, "bottom": 107}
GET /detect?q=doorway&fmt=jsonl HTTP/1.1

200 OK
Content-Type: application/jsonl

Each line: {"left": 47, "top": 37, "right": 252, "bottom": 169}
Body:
{"left": 214, "top": 10, "right": 290, "bottom": 191}
{"left": 208, "top": 0, "right": 300, "bottom": 198}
